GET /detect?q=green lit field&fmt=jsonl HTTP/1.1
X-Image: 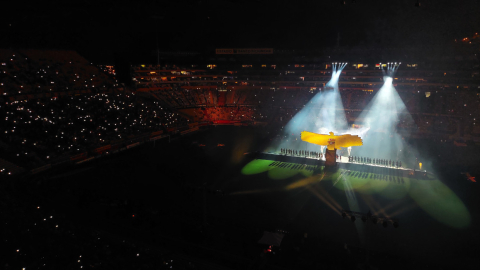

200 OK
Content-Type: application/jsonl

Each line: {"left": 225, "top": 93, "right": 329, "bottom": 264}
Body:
{"left": 210, "top": 152, "right": 480, "bottom": 267}
{"left": 44, "top": 126, "right": 480, "bottom": 268}
{"left": 240, "top": 158, "right": 470, "bottom": 229}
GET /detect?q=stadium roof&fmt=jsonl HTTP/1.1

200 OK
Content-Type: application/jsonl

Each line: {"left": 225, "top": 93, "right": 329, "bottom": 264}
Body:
{"left": 1, "top": 0, "right": 479, "bottom": 62}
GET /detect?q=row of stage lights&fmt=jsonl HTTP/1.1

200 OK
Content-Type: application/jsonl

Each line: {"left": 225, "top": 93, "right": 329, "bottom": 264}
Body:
{"left": 342, "top": 211, "right": 399, "bottom": 228}
{"left": 332, "top": 62, "right": 402, "bottom": 66}
{"left": 330, "top": 62, "right": 402, "bottom": 65}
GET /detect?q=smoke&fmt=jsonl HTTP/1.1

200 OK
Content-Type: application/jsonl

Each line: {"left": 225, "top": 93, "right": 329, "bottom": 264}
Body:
{"left": 271, "top": 63, "right": 349, "bottom": 152}
{"left": 350, "top": 63, "right": 417, "bottom": 162}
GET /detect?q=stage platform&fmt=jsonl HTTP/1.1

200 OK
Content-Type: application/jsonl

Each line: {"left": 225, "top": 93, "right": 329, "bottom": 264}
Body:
{"left": 255, "top": 152, "right": 434, "bottom": 180}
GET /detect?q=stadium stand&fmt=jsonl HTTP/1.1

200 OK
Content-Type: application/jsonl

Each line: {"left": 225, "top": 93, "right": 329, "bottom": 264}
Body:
{"left": 0, "top": 50, "right": 189, "bottom": 174}
{"left": 2, "top": 49, "right": 480, "bottom": 175}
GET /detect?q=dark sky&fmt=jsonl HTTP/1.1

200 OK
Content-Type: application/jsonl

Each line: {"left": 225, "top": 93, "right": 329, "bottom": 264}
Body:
{"left": 1, "top": 0, "right": 479, "bottom": 62}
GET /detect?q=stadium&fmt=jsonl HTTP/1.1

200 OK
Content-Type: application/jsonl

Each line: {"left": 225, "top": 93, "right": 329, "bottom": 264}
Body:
{"left": 2, "top": 0, "right": 480, "bottom": 268}
{"left": 1, "top": 44, "right": 480, "bottom": 269}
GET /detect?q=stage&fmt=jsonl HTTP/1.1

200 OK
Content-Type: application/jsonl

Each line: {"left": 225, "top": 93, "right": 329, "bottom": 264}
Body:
{"left": 255, "top": 152, "right": 431, "bottom": 180}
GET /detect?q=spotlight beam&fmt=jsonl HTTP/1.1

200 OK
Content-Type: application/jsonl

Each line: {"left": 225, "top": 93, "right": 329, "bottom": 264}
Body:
{"left": 308, "top": 186, "right": 342, "bottom": 215}
{"left": 272, "top": 60, "right": 349, "bottom": 152}
{"left": 351, "top": 62, "right": 412, "bottom": 161}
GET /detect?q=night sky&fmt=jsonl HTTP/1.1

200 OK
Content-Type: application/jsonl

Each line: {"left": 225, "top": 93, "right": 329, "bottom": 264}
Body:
{"left": 1, "top": 0, "right": 479, "bottom": 62}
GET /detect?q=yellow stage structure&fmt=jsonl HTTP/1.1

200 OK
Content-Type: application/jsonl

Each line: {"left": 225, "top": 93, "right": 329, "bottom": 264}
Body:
{"left": 301, "top": 131, "right": 363, "bottom": 166}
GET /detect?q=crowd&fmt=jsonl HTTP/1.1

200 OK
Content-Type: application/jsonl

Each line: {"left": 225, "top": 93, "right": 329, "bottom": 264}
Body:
{"left": 4, "top": 53, "right": 473, "bottom": 269}
{"left": 278, "top": 148, "right": 404, "bottom": 168}
{"left": 0, "top": 177, "right": 202, "bottom": 269}
{"left": 1, "top": 49, "right": 479, "bottom": 173}
{"left": 0, "top": 55, "right": 472, "bottom": 269}
{"left": 151, "top": 88, "right": 218, "bottom": 108}
{"left": 0, "top": 49, "right": 115, "bottom": 96}
{"left": 348, "top": 156, "right": 402, "bottom": 168}
{"left": 141, "top": 85, "right": 479, "bottom": 139}
{"left": 187, "top": 106, "right": 256, "bottom": 122}
{"left": 133, "top": 62, "right": 480, "bottom": 124}
{"left": 1, "top": 172, "right": 377, "bottom": 270}
{"left": 280, "top": 148, "right": 323, "bottom": 159}
{"left": 0, "top": 90, "right": 187, "bottom": 171}
{"left": 0, "top": 47, "right": 193, "bottom": 174}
